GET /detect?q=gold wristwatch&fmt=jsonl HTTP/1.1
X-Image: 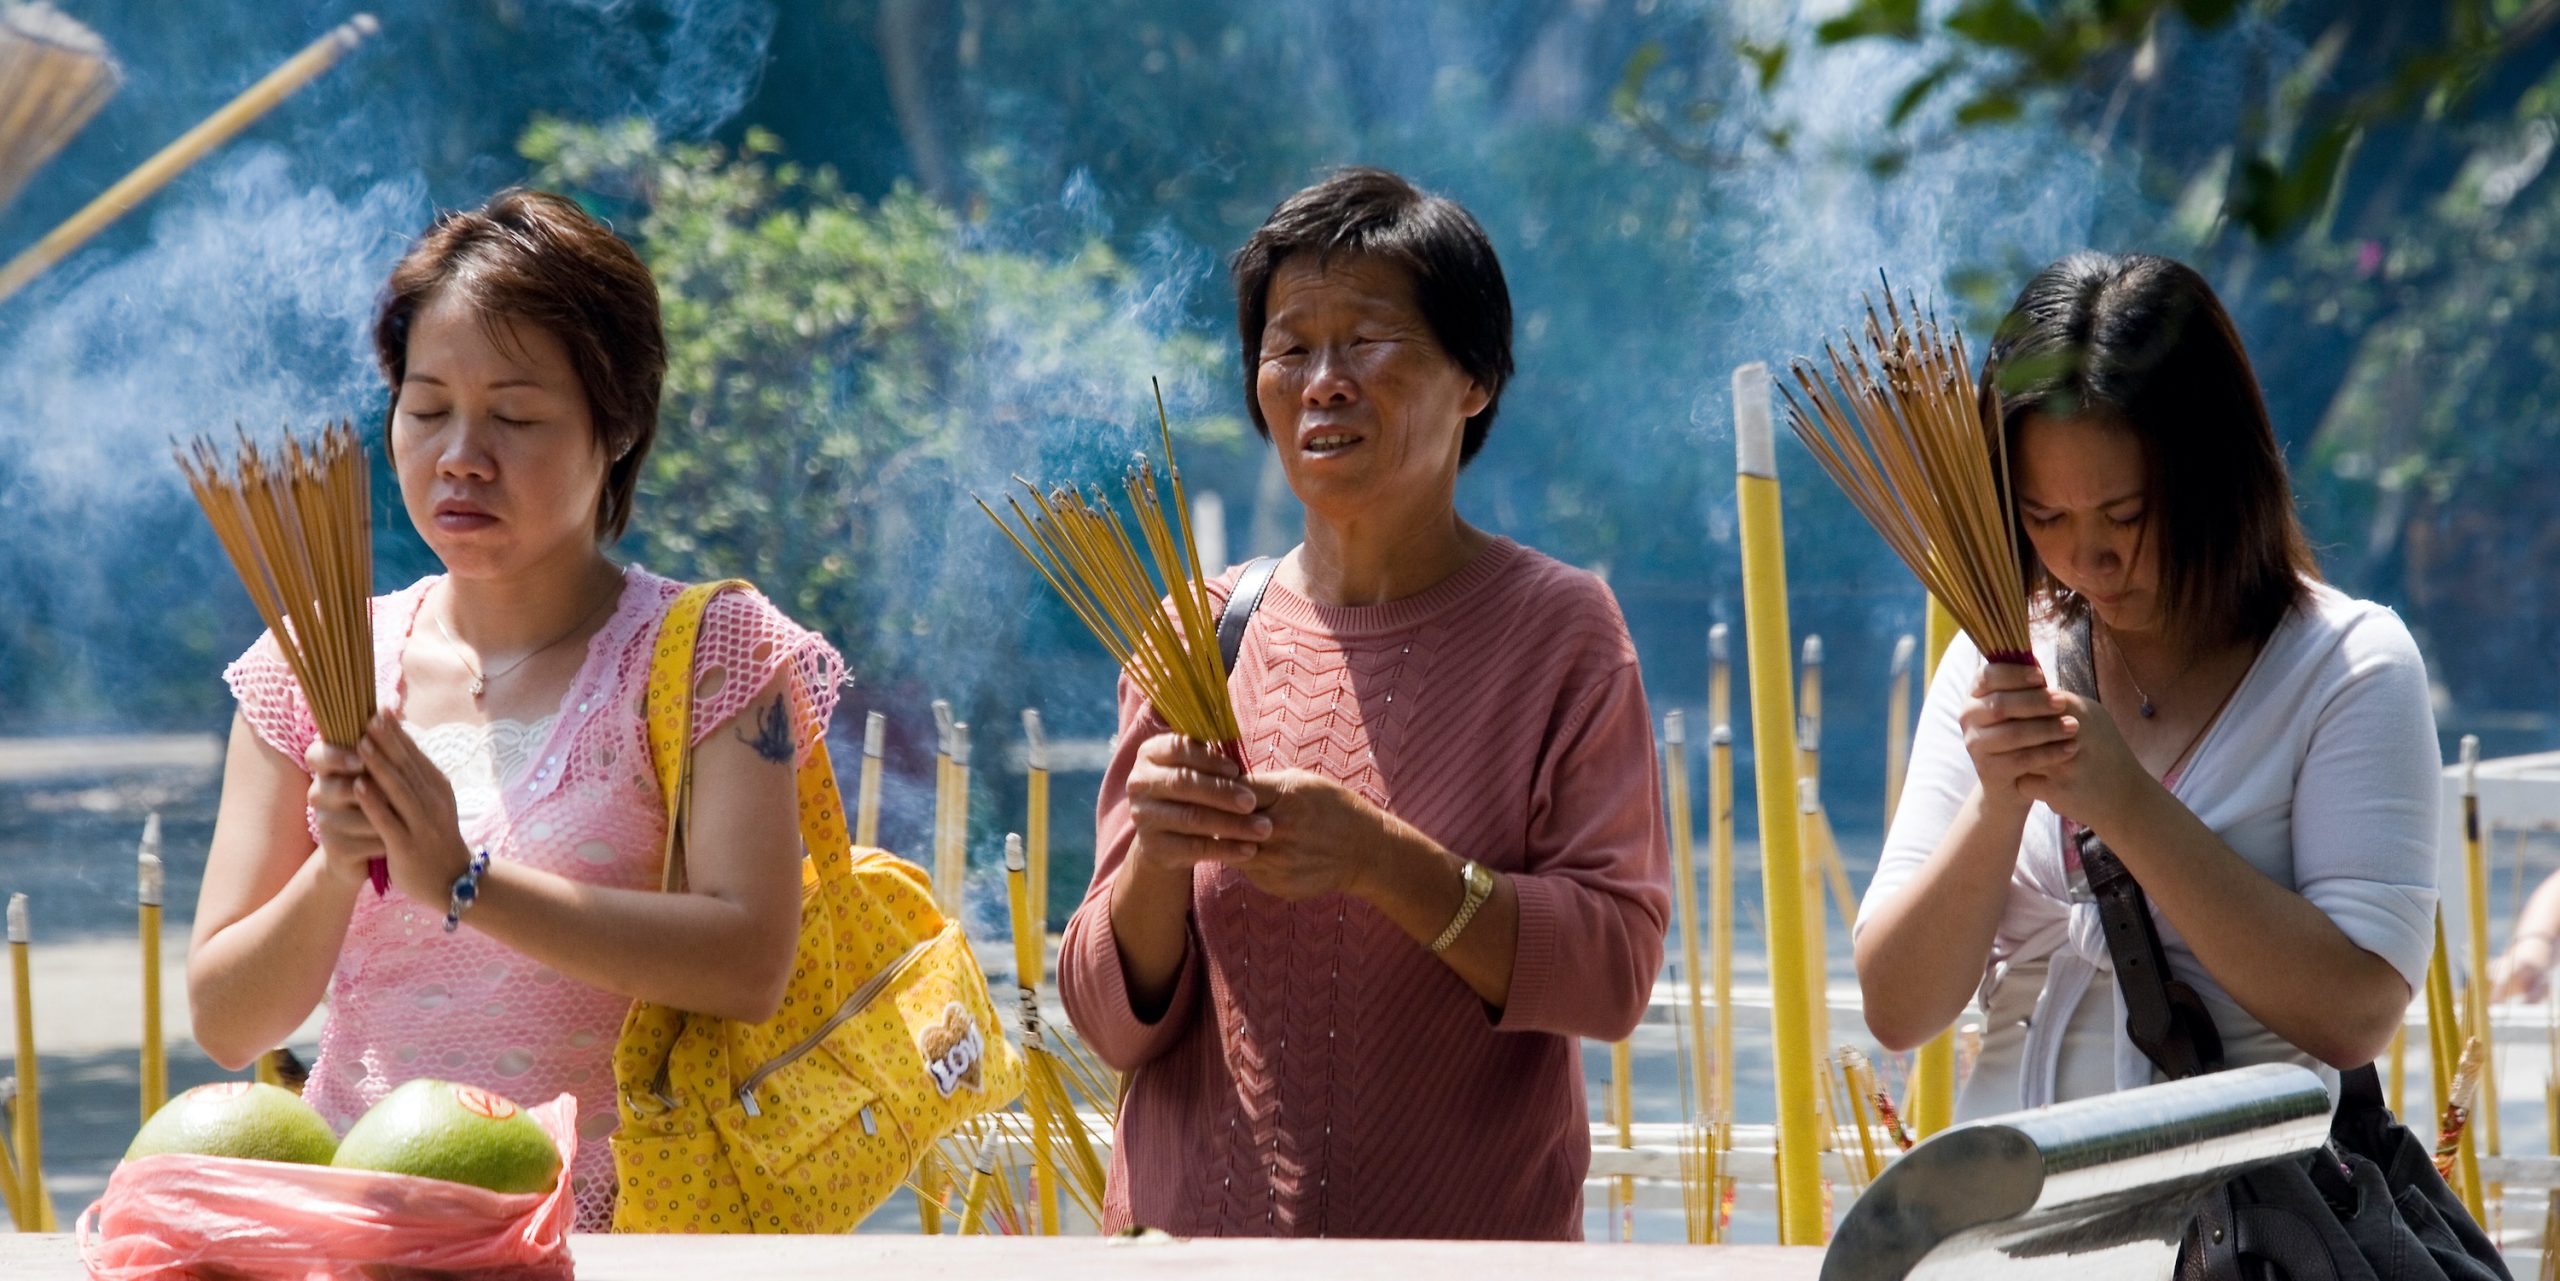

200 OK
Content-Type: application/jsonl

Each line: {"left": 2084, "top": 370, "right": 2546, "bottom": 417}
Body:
{"left": 1429, "top": 859, "right": 1495, "bottom": 954}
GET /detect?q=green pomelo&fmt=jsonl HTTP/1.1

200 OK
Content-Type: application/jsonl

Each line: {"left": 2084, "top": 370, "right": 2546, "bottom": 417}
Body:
{"left": 125, "top": 1081, "right": 338, "bottom": 1164}
{"left": 330, "top": 1079, "right": 559, "bottom": 1194}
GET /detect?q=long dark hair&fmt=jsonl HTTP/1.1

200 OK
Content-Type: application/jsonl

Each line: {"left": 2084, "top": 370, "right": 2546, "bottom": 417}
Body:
{"left": 1989, "top": 252, "right": 2318, "bottom": 648}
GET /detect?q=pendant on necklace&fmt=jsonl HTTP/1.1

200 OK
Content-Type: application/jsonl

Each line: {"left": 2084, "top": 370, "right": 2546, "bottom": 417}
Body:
{"left": 469, "top": 676, "right": 486, "bottom": 698}
{"left": 2138, "top": 700, "right": 2156, "bottom": 719}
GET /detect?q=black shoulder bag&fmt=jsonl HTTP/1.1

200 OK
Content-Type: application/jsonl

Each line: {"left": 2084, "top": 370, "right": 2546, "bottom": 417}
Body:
{"left": 1218, "top": 555, "right": 1280, "bottom": 675}
{"left": 2053, "top": 616, "right": 2510, "bottom": 1281}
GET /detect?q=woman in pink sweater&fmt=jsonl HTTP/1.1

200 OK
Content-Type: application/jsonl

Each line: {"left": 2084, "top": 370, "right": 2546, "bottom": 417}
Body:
{"left": 1057, "top": 168, "right": 1671, "bottom": 1240}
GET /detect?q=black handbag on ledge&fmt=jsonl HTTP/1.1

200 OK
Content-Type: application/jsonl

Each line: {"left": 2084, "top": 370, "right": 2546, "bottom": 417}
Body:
{"left": 2051, "top": 617, "right": 2511, "bottom": 1281}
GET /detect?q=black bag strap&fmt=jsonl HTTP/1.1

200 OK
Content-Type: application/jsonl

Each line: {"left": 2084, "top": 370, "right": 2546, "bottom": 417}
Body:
{"left": 2054, "top": 613, "right": 2227, "bottom": 1080}
{"left": 1219, "top": 555, "right": 1281, "bottom": 675}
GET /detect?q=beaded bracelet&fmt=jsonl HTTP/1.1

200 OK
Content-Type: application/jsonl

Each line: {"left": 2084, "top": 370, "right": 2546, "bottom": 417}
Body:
{"left": 443, "top": 849, "right": 492, "bottom": 934}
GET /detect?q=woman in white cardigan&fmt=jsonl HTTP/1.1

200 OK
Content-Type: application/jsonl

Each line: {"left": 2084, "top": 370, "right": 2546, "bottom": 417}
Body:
{"left": 1853, "top": 252, "right": 2440, "bottom": 1116}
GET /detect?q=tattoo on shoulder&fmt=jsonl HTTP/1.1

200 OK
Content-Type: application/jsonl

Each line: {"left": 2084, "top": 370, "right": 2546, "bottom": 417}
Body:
{"left": 736, "top": 697, "right": 793, "bottom": 764}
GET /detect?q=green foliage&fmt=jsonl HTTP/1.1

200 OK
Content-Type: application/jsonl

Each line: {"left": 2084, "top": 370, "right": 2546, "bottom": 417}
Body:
{"left": 520, "top": 118, "right": 1230, "bottom": 695}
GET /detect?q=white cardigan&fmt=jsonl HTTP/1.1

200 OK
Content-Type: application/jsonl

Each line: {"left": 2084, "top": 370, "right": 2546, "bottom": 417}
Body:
{"left": 1858, "top": 581, "right": 2441, "bottom": 1113}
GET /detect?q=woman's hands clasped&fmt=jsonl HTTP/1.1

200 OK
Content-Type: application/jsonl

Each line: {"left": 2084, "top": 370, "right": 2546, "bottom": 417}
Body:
{"left": 1126, "top": 734, "right": 1269, "bottom": 876}
{"left": 1125, "top": 732, "right": 1399, "bottom": 902}
{"left": 1961, "top": 662, "right": 2147, "bottom": 830}
{"left": 304, "top": 713, "right": 476, "bottom": 905}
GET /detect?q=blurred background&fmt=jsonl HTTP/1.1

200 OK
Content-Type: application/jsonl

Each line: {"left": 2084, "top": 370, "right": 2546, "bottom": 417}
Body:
{"left": 3, "top": 0, "right": 2558, "bottom": 1235}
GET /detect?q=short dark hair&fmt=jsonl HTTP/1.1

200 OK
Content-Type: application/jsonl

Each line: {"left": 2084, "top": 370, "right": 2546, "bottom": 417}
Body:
{"left": 1990, "top": 252, "right": 2318, "bottom": 647}
{"left": 1232, "top": 167, "right": 1514, "bottom": 465}
{"left": 373, "top": 189, "right": 665, "bottom": 541}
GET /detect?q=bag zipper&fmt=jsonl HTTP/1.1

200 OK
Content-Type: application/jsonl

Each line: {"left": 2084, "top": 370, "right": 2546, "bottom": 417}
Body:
{"left": 735, "top": 931, "right": 941, "bottom": 1118}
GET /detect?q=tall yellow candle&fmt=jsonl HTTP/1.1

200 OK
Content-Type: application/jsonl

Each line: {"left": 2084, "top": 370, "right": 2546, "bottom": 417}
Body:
{"left": 139, "top": 814, "right": 166, "bottom": 1120}
{"left": 854, "top": 711, "right": 886, "bottom": 848}
{"left": 9, "top": 895, "right": 56, "bottom": 1231}
{"left": 1732, "top": 362, "right": 1824, "bottom": 1244}
{"left": 1906, "top": 597, "right": 1960, "bottom": 1138}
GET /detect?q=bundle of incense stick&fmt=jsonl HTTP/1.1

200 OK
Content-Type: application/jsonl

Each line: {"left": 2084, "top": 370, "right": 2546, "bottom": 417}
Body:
{"left": 979, "top": 387, "right": 1242, "bottom": 768}
{"left": 1781, "top": 280, "right": 2034, "bottom": 664}
{"left": 178, "top": 423, "right": 383, "bottom": 893}
{"left": 0, "top": 3, "right": 118, "bottom": 216}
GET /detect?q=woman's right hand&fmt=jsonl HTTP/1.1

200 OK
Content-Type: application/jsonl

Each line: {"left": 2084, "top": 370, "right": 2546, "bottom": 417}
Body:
{"left": 1959, "top": 662, "right": 2079, "bottom": 812}
{"left": 1125, "top": 733, "right": 1268, "bottom": 876}
{"left": 303, "top": 740, "right": 385, "bottom": 890}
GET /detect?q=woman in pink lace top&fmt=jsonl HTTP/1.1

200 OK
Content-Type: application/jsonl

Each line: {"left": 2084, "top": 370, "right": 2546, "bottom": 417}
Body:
{"left": 188, "top": 191, "right": 843, "bottom": 1232}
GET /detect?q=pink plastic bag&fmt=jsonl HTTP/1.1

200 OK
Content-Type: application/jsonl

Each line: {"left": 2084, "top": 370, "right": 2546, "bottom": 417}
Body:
{"left": 77, "top": 1093, "right": 579, "bottom": 1281}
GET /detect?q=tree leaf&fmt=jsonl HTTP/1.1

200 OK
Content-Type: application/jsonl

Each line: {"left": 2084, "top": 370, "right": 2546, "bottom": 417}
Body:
{"left": 1946, "top": 0, "right": 2045, "bottom": 53}
{"left": 1736, "top": 39, "right": 1790, "bottom": 94}
{"left": 1613, "top": 41, "right": 1668, "bottom": 121}
{"left": 1954, "top": 91, "right": 2024, "bottom": 125}
{"left": 1890, "top": 58, "right": 1962, "bottom": 128}
{"left": 1816, "top": 0, "right": 1923, "bottom": 45}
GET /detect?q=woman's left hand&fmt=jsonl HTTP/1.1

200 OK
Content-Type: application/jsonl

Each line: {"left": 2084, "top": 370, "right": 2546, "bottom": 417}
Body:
{"left": 2014, "top": 691, "right": 2152, "bottom": 832}
{"left": 1241, "top": 769, "right": 1396, "bottom": 902}
{"left": 352, "top": 713, "right": 476, "bottom": 906}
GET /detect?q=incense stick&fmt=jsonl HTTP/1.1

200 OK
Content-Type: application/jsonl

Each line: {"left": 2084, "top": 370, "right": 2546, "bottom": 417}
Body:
{"left": 1782, "top": 278, "right": 2034, "bottom": 665}
{"left": 178, "top": 423, "right": 383, "bottom": 893}
{"left": 0, "top": 2, "right": 118, "bottom": 216}
{"left": 979, "top": 382, "right": 1242, "bottom": 768}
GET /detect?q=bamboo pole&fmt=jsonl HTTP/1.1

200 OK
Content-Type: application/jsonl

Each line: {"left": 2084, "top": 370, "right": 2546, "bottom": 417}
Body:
{"left": 2388, "top": 1024, "right": 2407, "bottom": 1119}
{"left": 951, "top": 722, "right": 973, "bottom": 918}
{"left": 2426, "top": 912, "right": 2481, "bottom": 1220}
{"left": 1708, "top": 625, "right": 1735, "bottom": 1129}
{"left": 1799, "top": 638, "right": 1857, "bottom": 942}
{"left": 139, "top": 812, "right": 166, "bottom": 1120}
{"left": 1609, "top": 1037, "right": 1635, "bottom": 1240}
{"left": 1733, "top": 362, "right": 1824, "bottom": 1245}
{"left": 1797, "top": 638, "right": 1836, "bottom": 1083}
{"left": 1666, "top": 711, "right": 1711, "bottom": 1129}
{"left": 1885, "top": 635, "right": 1915, "bottom": 819}
{"left": 855, "top": 711, "right": 885, "bottom": 848}
{"left": 2457, "top": 736, "right": 2501, "bottom": 1211}
{"left": 0, "top": 15, "right": 381, "bottom": 307}
{"left": 1004, "top": 835, "right": 1062, "bottom": 1236}
{"left": 931, "top": 700, "right": 958, "bottom": 917}
{"left": 1024, "top": 709, "right": 1052, "bottom": 939}
{"left": 8, "top": 894, "right": 55, "bottom": 1231}
{"left": 0, "top": 1078, "right": 22, "bottom": 1230}
{"left": 1906, "top": 596, "right": 1960, "bottom": 1138}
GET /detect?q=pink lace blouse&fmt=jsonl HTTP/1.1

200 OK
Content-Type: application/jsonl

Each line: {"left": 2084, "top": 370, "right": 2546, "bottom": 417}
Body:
{"left": 222, "top": 566, "right": 845, "bottom": 1230}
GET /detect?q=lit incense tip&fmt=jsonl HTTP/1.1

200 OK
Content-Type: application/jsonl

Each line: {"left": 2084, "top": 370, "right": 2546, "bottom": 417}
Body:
{"left": 1890, "top": 634, "right": 1916, "bottom": 676}
{"left": 1708, "top": 622, "right": 1728, "bottom": 665}
{"left": 139, "top": 812, "right": 165, "bottom": 905}
{"left": 1005, "top": 833, "right": 1026, "bottom": 874}
{"left": 6, "top": 893, "right": 26, "bottom": 944}
{"left": 1733, "top": 363, "right": 1776, "bottom": 480}
{"left": 863, "top": 710, "right": 885, "bottom": 758}
{"left": 1022, "top": 708, "right": 1048, "bottom": 771}
{"left": 1664, "top": 709, "right": 1686, "bottom": 746}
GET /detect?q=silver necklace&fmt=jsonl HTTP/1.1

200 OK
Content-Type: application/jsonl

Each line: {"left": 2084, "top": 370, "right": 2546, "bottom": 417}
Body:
{"left": 2102, "top": 625, "right": 2189, "bottom": 719}
{"left": 434, "top": 575, "right": 621, "bottom": 699}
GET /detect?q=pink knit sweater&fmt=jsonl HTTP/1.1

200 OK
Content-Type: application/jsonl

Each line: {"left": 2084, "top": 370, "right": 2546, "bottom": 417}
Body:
{"left": 1058, "top": 537, "right": 1671, "bottom": 1240}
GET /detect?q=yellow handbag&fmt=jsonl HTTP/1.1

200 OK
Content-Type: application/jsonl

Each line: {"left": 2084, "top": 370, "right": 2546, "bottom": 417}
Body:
{"left": 611, "top": 580, "right": 1024, "bottom": 1233}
